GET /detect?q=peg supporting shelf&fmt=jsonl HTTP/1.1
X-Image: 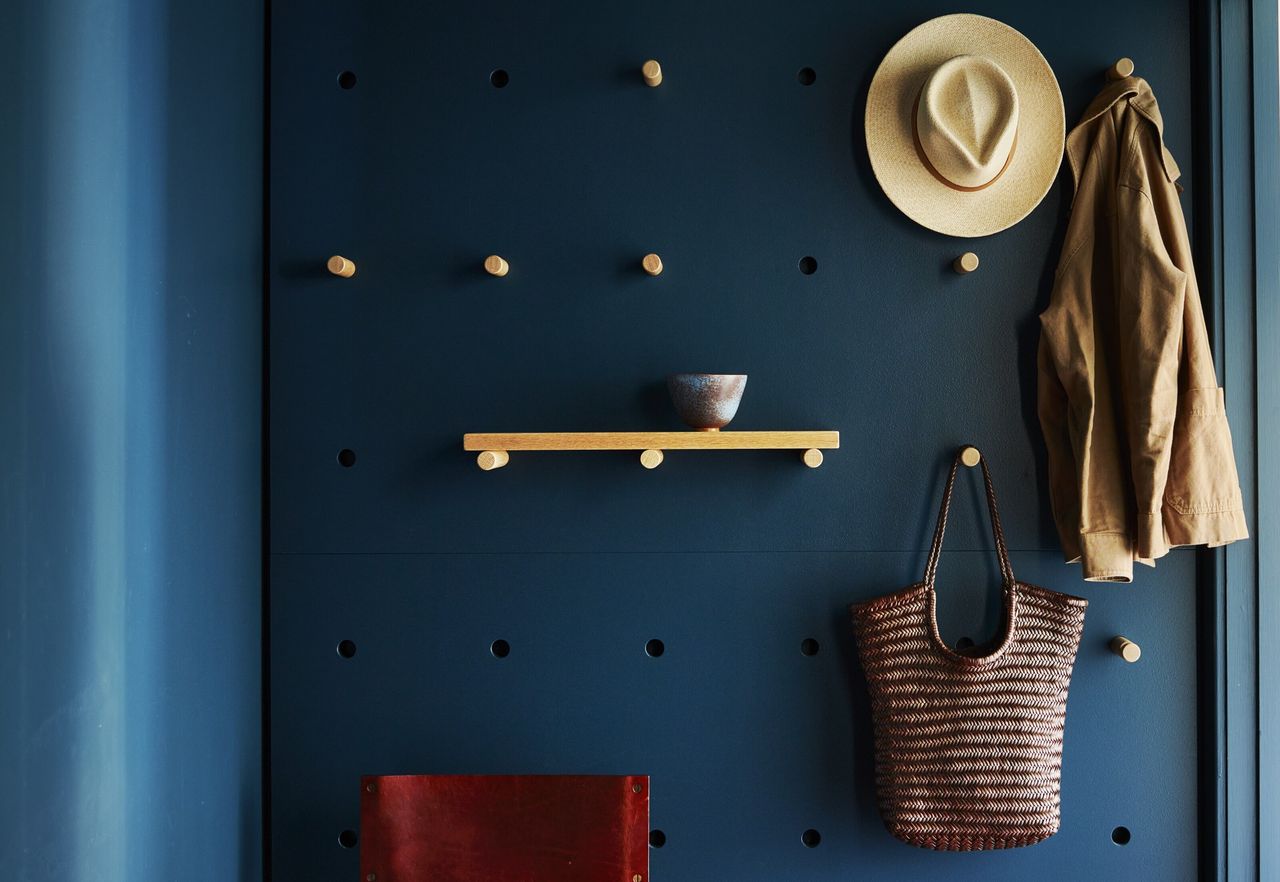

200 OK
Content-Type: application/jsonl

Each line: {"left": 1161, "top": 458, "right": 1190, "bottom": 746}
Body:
{"left": 464, "top": 430, "right": 839, "bottom": 470}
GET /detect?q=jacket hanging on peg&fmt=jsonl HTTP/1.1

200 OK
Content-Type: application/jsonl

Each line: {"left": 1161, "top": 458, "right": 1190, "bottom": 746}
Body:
{"left": 1037, "top": 76, "right": 1248, "bottom": 582}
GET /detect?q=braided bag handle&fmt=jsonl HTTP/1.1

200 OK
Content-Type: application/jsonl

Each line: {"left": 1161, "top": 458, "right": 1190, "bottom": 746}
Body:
{"left": 922, "top": 447, "right": 1016, "bottom": 591}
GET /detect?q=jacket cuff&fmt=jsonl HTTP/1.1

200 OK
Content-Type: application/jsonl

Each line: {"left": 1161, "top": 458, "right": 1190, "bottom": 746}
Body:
{"left": 1073, "top": 532, "right": 1135, "bottom": 582}
{"left": 1162, "top": 503, "right": 1250, "bottom": 550}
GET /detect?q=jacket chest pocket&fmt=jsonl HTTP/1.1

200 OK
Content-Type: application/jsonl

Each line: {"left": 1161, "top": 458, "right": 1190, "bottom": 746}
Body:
{"left": 1165, "top": 387, "right": 1242, "bottom": 515}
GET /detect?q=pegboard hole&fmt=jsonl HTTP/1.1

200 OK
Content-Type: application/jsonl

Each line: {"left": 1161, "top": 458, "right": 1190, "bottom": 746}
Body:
{"left": 338, "top": 829, "right": 358, "bottom": 849}
{"left": 649, "top": 829, "right": 666, "bottom": 848}
{"left": 1112, "top": 826, "right": 1131, "bottom": 846}
{"left": 798, "top": 256, "right": 818, "bottom": 275}
{"left": 490, "top": 69, "right": 509, "bottom": 88}
{"left": 645, "top": 638, "right": 665, "bottom": 657}
{"left": 797, "top": 67, "right": 816, "bottom": 85}
{"left": 336, "top": 639, "right": 357, "bottom": 659}
{"left": 490, "top": 639, "right": 510, "bottom": 658}
{"left": 800, "top": 638, "right": 820, "bottom": 656}
{"left": 337, "top": 70, "right": 357, "bottom": 90}
{"left": 802, "top": 829, "right": 822, "bottom": 848}
{"left": 337, "top": 448, "right": 357, "bottom": 468}
{"left": 955, "top": 636, "right": 975, "bottom": 650}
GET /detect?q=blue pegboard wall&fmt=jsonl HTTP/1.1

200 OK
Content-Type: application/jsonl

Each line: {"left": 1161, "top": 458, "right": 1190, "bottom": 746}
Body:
{"left": 270, "top": 2, "right": 1200, "bottom": 879}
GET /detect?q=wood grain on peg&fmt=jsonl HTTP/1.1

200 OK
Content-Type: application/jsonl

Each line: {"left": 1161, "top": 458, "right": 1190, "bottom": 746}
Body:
{"left": 639, "top": 449, "right": 664, "bottom": 469}
{"left": 953, "top": 252, "right": 979, "bottom": 274}
{"left": 1107, "top": 57, "right": 1134, "bottom": 80}
{"left": 802, "top": 448, "right": 824, "bottom": 468}
{"left": 476, "top": 450, "right": 510, "bottom": 471}
{"left": 1110, "top": 636, "right": 1141, "bottom": 663}
{"left": 327, "top": 255, "right": 357, "bottom": 278}
{"left": 642, "top": 59, "right": 663, "bottom": 87}
{"left": 960, "top": 446, "right": 982, "bottom": 467}
{"left": 484, "top": 255, "right": 510, "bottom": 277}
{"left": 642, "top": 253, "right": 664, "bottom": 276}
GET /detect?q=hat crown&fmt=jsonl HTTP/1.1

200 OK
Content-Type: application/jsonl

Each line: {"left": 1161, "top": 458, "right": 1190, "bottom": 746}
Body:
{"left": 916, "top": 55, "right": 1020, "bottom": 189}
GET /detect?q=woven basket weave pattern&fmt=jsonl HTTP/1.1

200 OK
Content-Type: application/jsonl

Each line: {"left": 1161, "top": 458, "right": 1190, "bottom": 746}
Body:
{"left": 851, "top": 452, "right": 1087, "bottom": 851}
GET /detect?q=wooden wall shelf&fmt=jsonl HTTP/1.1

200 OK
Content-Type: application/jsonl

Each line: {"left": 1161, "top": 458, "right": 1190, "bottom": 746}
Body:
{"left": 463, "top": 431, "right": 840, "bottom": 470}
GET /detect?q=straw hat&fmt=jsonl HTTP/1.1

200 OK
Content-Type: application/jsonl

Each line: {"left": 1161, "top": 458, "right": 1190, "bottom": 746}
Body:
{"left": 865, "top": 14, "right": 1064, "bottom": 238}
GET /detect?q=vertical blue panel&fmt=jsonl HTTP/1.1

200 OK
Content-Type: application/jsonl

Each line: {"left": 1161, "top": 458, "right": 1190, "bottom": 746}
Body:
{"left": 0, "top": 1, "right": 263, "bottom": 881}
{"left": 1218, "top": 1, "right": 1261, "bottom": 879}
{"left": 1250, "top": 0, "right": 1279, "bottom": 877}
{"left": 269, "top": 1, "right": 1210, "bottom": 880}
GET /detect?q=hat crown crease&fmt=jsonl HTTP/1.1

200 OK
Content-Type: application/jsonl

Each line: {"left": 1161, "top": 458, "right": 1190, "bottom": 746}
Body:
{"left": 917, "top": 55, "right": 1020, "bottom": 189}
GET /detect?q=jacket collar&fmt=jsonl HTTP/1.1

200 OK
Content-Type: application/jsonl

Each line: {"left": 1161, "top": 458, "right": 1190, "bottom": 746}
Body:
{"left": 1065, "top": 76, "right": 1181, "bottom": 189}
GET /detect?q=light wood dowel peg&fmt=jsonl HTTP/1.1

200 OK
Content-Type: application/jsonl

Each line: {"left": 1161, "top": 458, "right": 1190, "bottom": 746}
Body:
{"left": 960, "top": 446, "right": 982, "bottom": 467}
{"left": 327, "top": 255, "right": 356, "bottom": 278}
{"left": 1107, "top": 57, "right": 1135, "bottom": 81}
{"left": 642, "top": 59, "right": 663, "bottom": 87}
{"left": 476, "top": 450, "right": 510, "bottom": 471}
{"left": 1110, "top": 636, "right": 1141, "bottom": 663}
{"left": 953, "top": 252, "right": 979, "bottom": 274}
{"left": 639, "top": 449, "right": 664, "bottom": 469}
{"left": 484, "top": 255, "right": 510, "bottom": 277}
{"left": 641, "top": 253, "right": 664, "bottom": 276}
{"left": 802, "top": 448, "right": 824, "bottom": 468}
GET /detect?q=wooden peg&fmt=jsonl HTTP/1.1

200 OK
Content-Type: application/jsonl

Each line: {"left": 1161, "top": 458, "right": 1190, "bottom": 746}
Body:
{"left": 327, "top": 255, "right": 356, "bottom": 278}
{"left": 639, "top": 449, "right": 664, "bottom": 469}
{"left": 477, "top": 450, "right": 509, "bottom": 471}
{"left": 642, "top": 59, "right": 663, "bottom": 87}
{"left": 484, "top": 255, "right": 510, "bottom": 277}
{"left": 802, "top": 448, "right": 824, "bottom": 468}
{"left": 953, "top": 252, "right": 979, "bottom": 274}
{"left": 1110, "top": 635, "right": 1141, "bottom": 663}
{"left": 1107, "top": 57, "right": 1134, "bottom": 81}
{"left": 642, "top": 253, "right": 664, "bottom": 276}
{"left": 960, "top": 446, "right": 981, "bottom": 467}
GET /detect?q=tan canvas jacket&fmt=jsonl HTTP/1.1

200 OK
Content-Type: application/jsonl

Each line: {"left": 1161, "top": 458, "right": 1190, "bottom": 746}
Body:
{"left": 1038, "top": 77, "right": 1248, "bottom": 582}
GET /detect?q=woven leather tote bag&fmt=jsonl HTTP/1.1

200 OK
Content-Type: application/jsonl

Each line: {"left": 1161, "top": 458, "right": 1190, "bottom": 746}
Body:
{"left": 850, "top": 450, "right": 1088, "bottom": 850}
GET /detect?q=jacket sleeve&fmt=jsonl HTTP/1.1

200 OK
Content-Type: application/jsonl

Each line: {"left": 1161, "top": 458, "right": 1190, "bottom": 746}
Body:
{"left": 1113, "top": 131, "right": 1187, "bottom": 562}
{"left": 1135, "top": 126, "right": 1250, "bottom": 551}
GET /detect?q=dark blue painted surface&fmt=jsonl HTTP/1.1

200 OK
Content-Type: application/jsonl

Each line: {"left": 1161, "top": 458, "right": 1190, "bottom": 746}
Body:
{"left": 1214, "top": 1, "right": 1263, "bottom": 878}
{"left": 269, "top": 2, "right": 1203, "bottom": 879}
{"left": 1252, "top": 0, "right": 1280, "bottom": 870}
{"left": 0, "top": 1, "right": 264, "bottom": 881}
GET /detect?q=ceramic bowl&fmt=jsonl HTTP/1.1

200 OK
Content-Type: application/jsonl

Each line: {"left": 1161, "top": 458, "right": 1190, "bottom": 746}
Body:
{"left": 667, "top": 373, "right": 748, "bottom": 431}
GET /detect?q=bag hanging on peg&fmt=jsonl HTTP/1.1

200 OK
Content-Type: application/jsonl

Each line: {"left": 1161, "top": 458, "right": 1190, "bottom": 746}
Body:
{"left": 850, "top": 448, "right": 1088, "bottom": 850}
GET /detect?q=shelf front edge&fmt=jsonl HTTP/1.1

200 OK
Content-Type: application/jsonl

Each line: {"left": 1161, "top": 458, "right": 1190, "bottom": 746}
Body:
{"left": 462, "top": 431, "right": 840, "bottom": 451}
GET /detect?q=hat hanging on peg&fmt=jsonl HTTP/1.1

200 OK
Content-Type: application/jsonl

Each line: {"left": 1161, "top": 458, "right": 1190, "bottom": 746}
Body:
{"left": 327, "top": 255, "right": 356, "bottom": 278}
{"left": 1106, "top": 57, "right": 1134, "bottom": 81}
{"left": 960, "top": 445, "right": 982, "bottom": 467}
{"left": 953, "top": 252, "right": 979, "bottom": 274}
{"left": 642, "top": 59, "right": 663, "bottom": 87}
{"left": 484, "top": 254, "right": 510, "bottom": 277}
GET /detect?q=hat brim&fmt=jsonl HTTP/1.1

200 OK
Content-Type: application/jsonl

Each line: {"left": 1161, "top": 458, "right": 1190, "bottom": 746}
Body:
{"left": 866, "top": 14, "right": 1065, "bottom": 238}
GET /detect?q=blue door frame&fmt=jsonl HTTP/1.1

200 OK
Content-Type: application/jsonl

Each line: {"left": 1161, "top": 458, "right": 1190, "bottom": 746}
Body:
{"left": 1198, "top": 1, "right": 1277, "bottom": 879}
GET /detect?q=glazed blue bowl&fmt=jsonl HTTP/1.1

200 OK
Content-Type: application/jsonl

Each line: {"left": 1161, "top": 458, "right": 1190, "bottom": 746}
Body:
{"left": 667, "top": 373, "right": 748, "bottom": 431}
